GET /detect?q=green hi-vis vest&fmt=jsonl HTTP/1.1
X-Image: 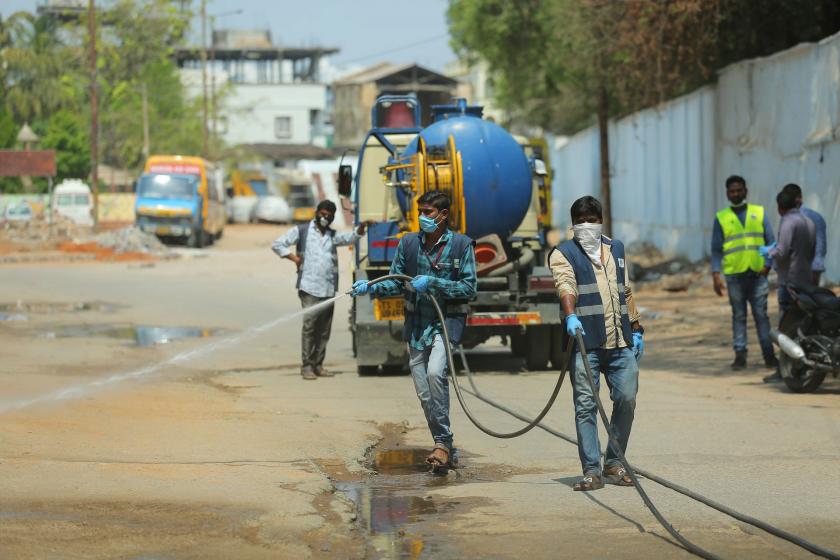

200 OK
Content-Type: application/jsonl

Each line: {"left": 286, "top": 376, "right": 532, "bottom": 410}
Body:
{"left": 716, "top": 204, "right": 766, "bottom": 275}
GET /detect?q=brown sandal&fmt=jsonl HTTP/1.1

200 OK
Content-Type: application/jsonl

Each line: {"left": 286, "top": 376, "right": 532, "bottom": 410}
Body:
{"left": 425, "top": 444, "right": 450, "bottom": 472}
{"left": 573, "top": 473, "right": 604, "bottom": 491}
{"left": 604, "top": 465, "right": 634, "bottom": 486}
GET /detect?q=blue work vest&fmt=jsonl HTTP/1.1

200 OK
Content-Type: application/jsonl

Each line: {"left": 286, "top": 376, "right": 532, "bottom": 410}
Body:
{"left": 401, "top": 231, "right": 474, "bottom": 344}
{"left": 556, "top": 237, "right": 633, "bottom": 351}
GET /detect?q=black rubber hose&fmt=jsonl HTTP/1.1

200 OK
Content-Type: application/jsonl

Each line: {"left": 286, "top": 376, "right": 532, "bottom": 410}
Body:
{"left": 453, "top": 333, "right": 840, "bottom": 560}
{"left": 367, "top": 274, "right": 573, "bottom": 439}
{"left": 574, "top": 332, "right": 721, "bottom": 560}
{"left": 360, "top": 275, "right": 840, "bottom": 559}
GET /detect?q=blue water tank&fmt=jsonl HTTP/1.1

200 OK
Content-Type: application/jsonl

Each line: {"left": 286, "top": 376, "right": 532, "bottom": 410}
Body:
{"left": 402, "top": 100, "right": 532, "bottom": 240}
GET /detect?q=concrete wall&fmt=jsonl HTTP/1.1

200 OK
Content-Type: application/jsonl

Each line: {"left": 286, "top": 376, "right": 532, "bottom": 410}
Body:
{"left": 551, "top": 31, "right": 840, "bottom": 281}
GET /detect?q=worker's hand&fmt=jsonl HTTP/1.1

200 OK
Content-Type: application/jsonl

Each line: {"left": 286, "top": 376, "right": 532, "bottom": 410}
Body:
{"left": 712, "top": 273, "right": 725, "bottom": 297}
{"left": 565, "top": 313, "right": 584, "bottom": 337}
{"left": 632, "top": 331, "right": 645, "bottom": 363}
{"left": 410, "top": 275, "right": 432, "bottom": 293}
{"left": 356, "top": 220, "right": 375, "bottom": 235}
{"left": 351, "top": 280, "right": 370, "bottom": 296}
{"left": 759, "top": 266, "right": 771, "bottom": 277}
{"left": 758, "top": 241, "right": 777, "bottom": 258}
{"left": 287, "top": 254, "right": 303, "bottom": 270}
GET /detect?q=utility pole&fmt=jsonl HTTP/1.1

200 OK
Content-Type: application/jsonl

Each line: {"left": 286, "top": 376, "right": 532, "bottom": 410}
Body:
{"left": 88, "top": 0, "right": 99, "bottom": 229}
{"left": 210, "top": 15, "right": 216, "bottom": 161}
{"left": 597, "top": 83, "right": 611, "bottom": 237}
{"left": 142, "top": 82, "right": 150, "bottom": 161}
{"left": 200, "top": 0, "right": 209, "bottom": 159}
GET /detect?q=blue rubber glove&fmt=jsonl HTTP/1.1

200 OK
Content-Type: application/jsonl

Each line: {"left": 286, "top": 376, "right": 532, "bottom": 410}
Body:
{"left": 565, "top": 313, "right": 584, "bottom": 337}
{"left": 351, "top": 280, "right": 370, "bottom": 296}
{"left": 758, "top": 241, "right": 777, "bottom": 258}
{"left": 632, "top": 331, "right": 644, "bottom": 363}
{"left": 410, "top": 275, "right": 432, "bottom": 293}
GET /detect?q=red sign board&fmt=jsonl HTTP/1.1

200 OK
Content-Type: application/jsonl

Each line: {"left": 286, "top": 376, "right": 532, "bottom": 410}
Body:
{"left": 0, "top": 150, "right": 57, "bottom": 177}
{"left": 148, "top": 163, "right": 202, "bottom": 175}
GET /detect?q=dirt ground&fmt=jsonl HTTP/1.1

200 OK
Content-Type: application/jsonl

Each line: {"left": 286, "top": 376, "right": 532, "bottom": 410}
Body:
{"left": 1, "top": 224, "right": 838, "bottom": 559}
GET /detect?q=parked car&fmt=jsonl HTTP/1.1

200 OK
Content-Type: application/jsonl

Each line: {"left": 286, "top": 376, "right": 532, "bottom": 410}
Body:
{"left": 52, "top": 179, "right": 94, "bottom": 226}
{"left": 254, "top": 196, "right": 292, "bottom": 223}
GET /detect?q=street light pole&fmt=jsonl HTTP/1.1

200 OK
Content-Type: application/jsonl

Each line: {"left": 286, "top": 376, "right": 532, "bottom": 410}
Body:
{"left": 200, "top": 0, "right": 208, "bottom": 159}
{"left": 88, "top": 0, "right": 99, "bottom": 230}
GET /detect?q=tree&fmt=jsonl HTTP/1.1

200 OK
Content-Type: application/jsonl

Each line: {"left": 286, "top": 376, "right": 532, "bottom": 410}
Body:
{"left": 448, "top": 0, "right": 840, "bottom": 232}
{"left": 41, "top": 109, "right": 91, "bottom": 181}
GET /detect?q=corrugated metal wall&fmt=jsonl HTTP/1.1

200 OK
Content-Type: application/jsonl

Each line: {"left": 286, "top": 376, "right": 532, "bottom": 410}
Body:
{"left": 551, "top": 31, "right": 840, "bottom": 281}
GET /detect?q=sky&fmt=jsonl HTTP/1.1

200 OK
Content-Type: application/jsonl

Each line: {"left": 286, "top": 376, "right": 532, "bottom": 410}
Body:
{"left": 1, "top": 0, "right": 458, "bottom": 72}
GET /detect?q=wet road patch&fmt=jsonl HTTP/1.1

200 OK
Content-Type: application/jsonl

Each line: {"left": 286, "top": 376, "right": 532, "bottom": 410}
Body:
{"left": 40, "top": 324, "right": 228, "bottom": 346}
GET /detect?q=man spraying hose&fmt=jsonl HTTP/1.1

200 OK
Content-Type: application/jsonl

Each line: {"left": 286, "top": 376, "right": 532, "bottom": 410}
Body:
{"left": 549, "top": 196, "right": 645, "bottom": 491}
{"left": 351, "top": 191, "right": 477, "bottom": 470}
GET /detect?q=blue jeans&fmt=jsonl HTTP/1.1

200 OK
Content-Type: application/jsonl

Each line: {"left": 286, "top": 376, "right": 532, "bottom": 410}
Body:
{"left": 571, "top": 346, "right": 638, "bottom": 475}
{"left": 725, "top": 272, "right": 774, "bottom": 358}
{"left": 408, "top": 334, "right": 453, "bottom": 447}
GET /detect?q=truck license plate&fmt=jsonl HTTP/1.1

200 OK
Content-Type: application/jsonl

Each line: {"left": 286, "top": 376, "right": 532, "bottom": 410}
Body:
{"left": 374, "top": 297, "right": 404, "bottom": 321}
{"left": 156, "top": 226, "right": 172, "bottom": 235}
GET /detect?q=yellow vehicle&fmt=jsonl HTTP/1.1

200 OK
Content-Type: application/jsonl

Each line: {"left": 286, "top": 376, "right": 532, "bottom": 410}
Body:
{"left": 135, "top": 155, "right": 225, "bottom": 248}
{"left": 230, "top": 169, "right": 268, "bottom": 197}
{"left": 275, "top": 170, "right": 316, "bottom": 223}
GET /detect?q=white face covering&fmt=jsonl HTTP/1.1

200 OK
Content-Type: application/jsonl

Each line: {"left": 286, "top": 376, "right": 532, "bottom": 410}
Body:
{"left": 573, "top": 223, "right": 603, "bottom": 265}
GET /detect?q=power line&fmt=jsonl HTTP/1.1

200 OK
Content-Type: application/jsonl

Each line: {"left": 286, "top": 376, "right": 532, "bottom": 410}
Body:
{"left": 338, "top": 33, "right": 450, "bottom": 65}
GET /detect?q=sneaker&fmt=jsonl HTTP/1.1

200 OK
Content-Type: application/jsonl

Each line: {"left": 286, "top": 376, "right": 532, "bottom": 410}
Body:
{"left": 763, "top": 371, "right": 783, "bottom": 383}
{"left": 764, "top": 355, "right": 779, "bottom": 369}
{"left": 314, "top": 366, "right": 334, "bottom": 378}
{"left": 301, "top": 367, "right": 317, "bottom": 380}
{"left": 731, "top": 351, "right": 747, "bottom": 370}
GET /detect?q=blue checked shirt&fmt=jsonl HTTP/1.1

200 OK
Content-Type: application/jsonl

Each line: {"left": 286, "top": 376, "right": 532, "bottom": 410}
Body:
{"left": 375, "top": 230, "right": 477, "bottom": 350}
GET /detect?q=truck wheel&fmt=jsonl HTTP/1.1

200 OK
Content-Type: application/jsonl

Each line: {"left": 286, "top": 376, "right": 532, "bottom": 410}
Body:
{"left": 549, "top": 325, "right": 569, "bottom": 370}
{"left": 524, "top": 325, "right": 551, "bottom": 371}
{"left": 357, "top": 365, "right": 378, "bottom": 376}
{"left": 510, "top": 332, "right": 526, "bottom": 357}
{"left": 188, "top": 227, "right": 205, "bottom": 248}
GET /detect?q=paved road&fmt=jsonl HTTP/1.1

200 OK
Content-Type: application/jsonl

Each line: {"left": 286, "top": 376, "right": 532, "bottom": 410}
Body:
{"left": 1, "top": 225, "right": 838, "bottom": 559}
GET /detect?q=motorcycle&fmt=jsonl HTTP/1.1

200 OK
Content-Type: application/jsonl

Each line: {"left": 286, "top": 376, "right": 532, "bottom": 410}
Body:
{"left": 770, "top": 284, "right": 840, "bottom": 392}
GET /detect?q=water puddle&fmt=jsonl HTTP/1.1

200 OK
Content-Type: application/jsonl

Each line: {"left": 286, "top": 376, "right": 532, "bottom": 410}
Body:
{"left": 0, "top": 313, "right": 28, "bottom": 321}
{"left": 41, "top": 324, "right": 228, "bottom": 347}
{"left": 0, "top": 301, "right": 121, "bottom": 314}
{"left": 336, "top": 446, "right": 465, "bottom": 559}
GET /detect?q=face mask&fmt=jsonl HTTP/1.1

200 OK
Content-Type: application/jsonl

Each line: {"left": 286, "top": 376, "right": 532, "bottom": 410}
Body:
{"left": 573, "top": 223, "right": 603, "bottom": 265}
{"left": 318, "top": 216, "right": 332, "bottom": 228}
{"left": 419, "top": 214, "right": 444, "bottom": 233}
{"left": 729, "top": 197, "right": 746, "bottom": 208}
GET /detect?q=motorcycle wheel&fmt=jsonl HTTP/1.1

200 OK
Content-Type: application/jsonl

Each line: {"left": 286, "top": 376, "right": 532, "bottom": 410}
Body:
{"left": 778, "top": 308, "right": 827, "bottom": 393}
{"left": 779, "top": 352, "right": 827, "bottom": 393}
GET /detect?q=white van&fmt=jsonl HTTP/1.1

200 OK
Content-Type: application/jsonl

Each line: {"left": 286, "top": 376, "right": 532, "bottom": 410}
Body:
{"left": 52, "top": 180, "right": 94, "bottom": 226}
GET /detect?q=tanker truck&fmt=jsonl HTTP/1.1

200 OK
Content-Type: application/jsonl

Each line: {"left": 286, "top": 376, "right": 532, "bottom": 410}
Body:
{"left": 337, "top": 96, "right": 562, "bottom": 373}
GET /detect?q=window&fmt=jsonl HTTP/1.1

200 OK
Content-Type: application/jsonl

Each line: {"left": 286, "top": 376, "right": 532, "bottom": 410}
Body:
{"left": 274, "top": 116, "right": 292, "bottom": 139}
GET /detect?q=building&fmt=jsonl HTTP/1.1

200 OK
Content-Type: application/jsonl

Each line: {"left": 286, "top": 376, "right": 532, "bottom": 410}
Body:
{"left": 174, "top": 30, "right": 339, "bottom": 153}
{"left": 332, "top": 63, "right": 459, "bottom": 148}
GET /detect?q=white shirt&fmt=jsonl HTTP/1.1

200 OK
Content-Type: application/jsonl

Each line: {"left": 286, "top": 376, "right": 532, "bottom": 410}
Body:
{"left": 271, "top": 221, "right": 360, "bottom": 298}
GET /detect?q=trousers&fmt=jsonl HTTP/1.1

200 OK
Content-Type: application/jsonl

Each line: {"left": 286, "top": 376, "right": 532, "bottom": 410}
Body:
{"left": 299, "top": 290, "right": 334, "bottom": 372}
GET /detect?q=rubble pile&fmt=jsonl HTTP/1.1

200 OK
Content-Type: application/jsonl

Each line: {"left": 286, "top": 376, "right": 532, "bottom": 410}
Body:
{"left": 0, "top": 214, "right": 88, "bottom": 250}
{"left": 626, "top": 241, "right": 710, "bottom": 292}
{"left": 93, "top": 226, "right": 171, "bottom": 255}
